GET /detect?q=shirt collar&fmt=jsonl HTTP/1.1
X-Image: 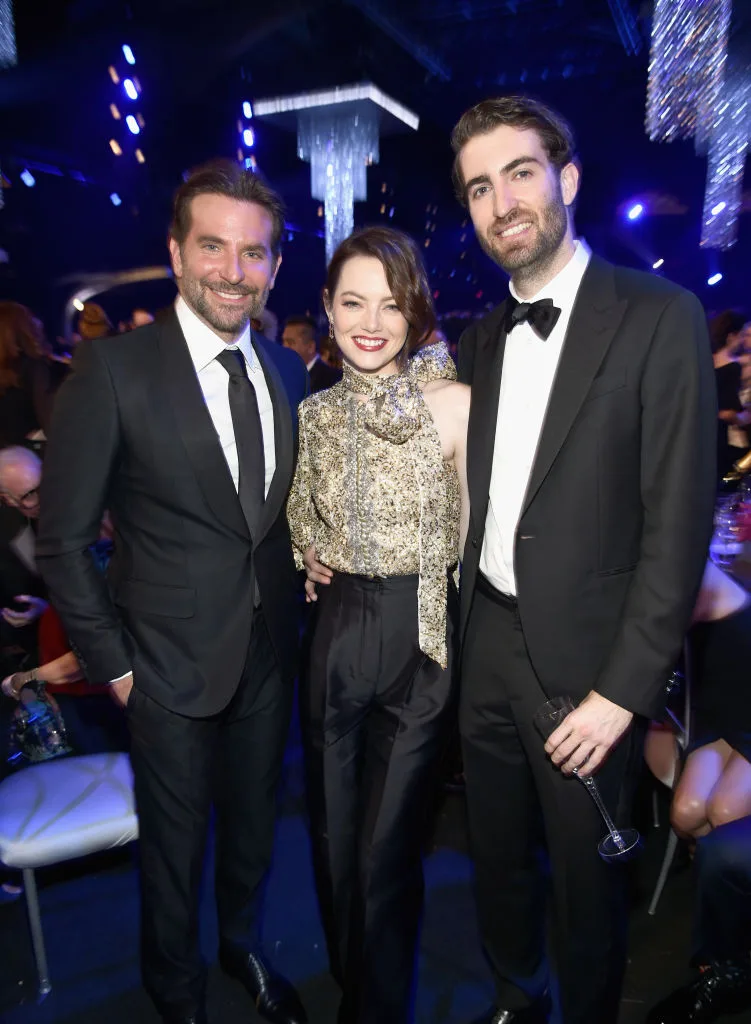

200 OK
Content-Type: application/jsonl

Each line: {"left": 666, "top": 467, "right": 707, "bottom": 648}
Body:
{"left": 175, "top": 294, "right": 257, "bottom": 373}
{"left": 509, "top": 238, "right": 591, "bottom": 312}
{"left": 306, "top": 354, "right": 320, "bottom": 371}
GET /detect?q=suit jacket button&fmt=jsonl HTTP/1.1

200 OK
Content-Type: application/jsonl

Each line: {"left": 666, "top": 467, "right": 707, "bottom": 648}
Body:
{"left": 471, "top": 537, "right": 478, "bottom": 548}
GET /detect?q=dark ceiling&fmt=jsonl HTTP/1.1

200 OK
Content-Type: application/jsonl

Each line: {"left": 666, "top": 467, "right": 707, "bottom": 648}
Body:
{"left": 1, "top": 0, "right": 751, "bottom": 331}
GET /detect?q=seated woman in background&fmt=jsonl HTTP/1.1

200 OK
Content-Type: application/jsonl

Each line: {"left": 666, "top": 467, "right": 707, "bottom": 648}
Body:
{"left": 666, "top": 559, "right": 751, "bottom": 840}
{"left": 0, "top": 302, "right": 54, "bottom": 448}
{"left": 710, "top": 310, "right": 750, "bottom": 482}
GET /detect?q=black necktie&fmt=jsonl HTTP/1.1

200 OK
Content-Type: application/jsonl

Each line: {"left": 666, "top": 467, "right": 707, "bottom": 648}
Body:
{"left": 504, "top": 296, "right": 561, "bottom": 340}
{"left": 216, "top": 348, "right": 265, "bottom": 538}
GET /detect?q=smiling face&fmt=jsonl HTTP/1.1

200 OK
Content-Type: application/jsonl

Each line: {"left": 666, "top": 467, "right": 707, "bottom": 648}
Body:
{"left": 169, "top": 193, "right": 281, "bottom": 343}
{"left": 459, "top": 124, "right": 579, "bottom": 291}
{"left": 326, "top": 256, "right": 409, "bottom": 377}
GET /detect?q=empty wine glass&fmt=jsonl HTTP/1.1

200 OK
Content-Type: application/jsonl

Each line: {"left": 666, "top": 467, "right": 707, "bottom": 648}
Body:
{"left": 533, "top": 696, "right": 641, "bottom": 862}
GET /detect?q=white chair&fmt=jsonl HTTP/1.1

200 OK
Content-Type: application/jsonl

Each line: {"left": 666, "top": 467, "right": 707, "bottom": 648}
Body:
{"left": 647, "top": 641, "right": 692, "bottom": 916}
{"left": 0, "top": 752, "right": 138, "bottom": 998}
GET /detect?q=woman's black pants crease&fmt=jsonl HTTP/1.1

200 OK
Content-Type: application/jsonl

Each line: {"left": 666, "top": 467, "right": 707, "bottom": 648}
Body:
{"left": 302, "top": 572, "right": 457, "bottom": 1024}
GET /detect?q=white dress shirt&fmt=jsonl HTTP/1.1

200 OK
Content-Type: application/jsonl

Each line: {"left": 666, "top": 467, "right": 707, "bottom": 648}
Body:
{"left": 480, "top": 240, "right": 591, "bottom": 596}
{"left": 175, "top": 295, "right": 276, "bottom": 498}
{"left": 306, "top": 353, "right": 320, "bottom": 372}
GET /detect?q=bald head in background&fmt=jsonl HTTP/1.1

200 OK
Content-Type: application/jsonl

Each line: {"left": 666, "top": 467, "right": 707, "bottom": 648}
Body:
{"left": 0, "top": 446, "right": 42, "bottom": 518}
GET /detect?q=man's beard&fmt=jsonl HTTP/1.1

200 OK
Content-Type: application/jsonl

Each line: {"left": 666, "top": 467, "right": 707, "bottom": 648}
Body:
{"left": 183, "top": 275, "right": 269, "bottom": 336}
{"left": 479, "top": 192, "right": 568, "bottom": 278}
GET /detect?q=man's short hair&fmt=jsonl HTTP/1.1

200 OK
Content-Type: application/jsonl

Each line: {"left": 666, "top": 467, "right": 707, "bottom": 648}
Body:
{"left": 450, "top": 95, "right": 577, "bottom": 206}
{"left": 284, "top": 316, "right": 317, "bottom": 336}
{"left": 170, "top": 159, "right": 286, "bottom": 258}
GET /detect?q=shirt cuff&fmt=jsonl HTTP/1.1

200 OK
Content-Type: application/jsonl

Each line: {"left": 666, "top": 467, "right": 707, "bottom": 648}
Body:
{"left": 108, "top": 672, "right": 132, "bottom": 684}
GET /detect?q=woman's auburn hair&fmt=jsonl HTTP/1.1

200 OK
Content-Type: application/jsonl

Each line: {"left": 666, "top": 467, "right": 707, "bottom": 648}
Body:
{"left": 324, "top": 226, "right": 436, "bottom": 354}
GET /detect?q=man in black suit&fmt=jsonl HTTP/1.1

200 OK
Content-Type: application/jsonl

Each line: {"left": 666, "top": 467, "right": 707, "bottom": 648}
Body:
{"left": 452, "top": 97, "right": 716, "bottom": 1024}
{"left": 37, "top": 161, "right": 309, "bottom": 1024}
{"left": 282, "top": 315, "right": 341, "bottom": 393}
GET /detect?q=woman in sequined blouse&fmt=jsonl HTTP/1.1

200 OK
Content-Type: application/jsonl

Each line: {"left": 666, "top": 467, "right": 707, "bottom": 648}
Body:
{"left": 287, "top": 226, "right": 469, "bottom": 1024}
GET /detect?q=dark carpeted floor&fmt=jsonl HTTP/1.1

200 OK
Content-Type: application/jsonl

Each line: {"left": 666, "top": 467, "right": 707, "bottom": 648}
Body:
{"left": 1, "top": 737, "right": 750, "bottom": 1024}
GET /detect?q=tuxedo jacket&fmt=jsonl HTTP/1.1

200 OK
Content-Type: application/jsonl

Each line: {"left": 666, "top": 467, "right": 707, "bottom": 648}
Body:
{"left": 36, "top": 310, "right": 309, "bottom": 717}
{"left": 458, "top": 255, "right": 717, "bottom": 719}
{"left": 308, "top": 357, "right": 342, "bottom": 394}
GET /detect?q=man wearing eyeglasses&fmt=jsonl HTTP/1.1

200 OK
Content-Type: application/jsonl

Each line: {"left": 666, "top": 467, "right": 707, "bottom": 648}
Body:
{"left": 0, "top": 446, "right": 47, "bottom": 636}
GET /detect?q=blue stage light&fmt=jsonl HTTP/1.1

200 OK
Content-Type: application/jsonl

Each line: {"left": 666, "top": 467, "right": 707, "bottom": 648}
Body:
{"left": 711, "top": 201, "right": 726, "bottom": 216}
{"left": 110, "top": 193, "right": 122, "bottom": 206}
{"left": 20, "top": 169, "right": 35, "bottom": 187}
{"left": 627, "top": 203, "right": 644, "bottom": 221}
{"left": 243, "top": 128, "right": 254, "bottom": 148}
{"left": 123, "top": 79, "right": 138, "bottom": 100}
{"left": 122, "top": 45, "right": 135, "bottom": 65}
{"left": 652, "top": 258, "right": 664, "bottom": 269}
{"left": 243, "top": 101, "right": 253, "bottom": 119}
{"left": 126, "top": 115, "right": 140, "bottom": 135}
{"left": 708, "top": 273, "right": 723, "bottom": 286}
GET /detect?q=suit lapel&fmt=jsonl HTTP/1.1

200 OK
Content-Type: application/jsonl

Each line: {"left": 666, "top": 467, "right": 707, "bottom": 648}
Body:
{"left": 158, "top": 310, "right": 249, "bottom": 539}
{"left": 522, "top": 256, "right": 627, "bottom": 513}
{"left": 252, "top": 333, "right": 294, "bottom": 545}
{"left": 467, "top": 303, "right": 508, "bottom": 530}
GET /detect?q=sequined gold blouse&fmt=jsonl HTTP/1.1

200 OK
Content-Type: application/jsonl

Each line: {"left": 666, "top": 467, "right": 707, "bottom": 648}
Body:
{"left": 287, "top": 342, "right": 460, "bottom": 667}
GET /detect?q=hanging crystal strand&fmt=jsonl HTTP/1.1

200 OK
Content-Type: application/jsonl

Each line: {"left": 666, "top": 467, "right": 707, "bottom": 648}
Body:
{"left": 298, "top": 109, "right": 379, "bottom": 265}
{"left": 701, "top": 74, "right": 751, "bottom": 250}
{"left": 0, "top": 0, "right": 17, "bottom": 69}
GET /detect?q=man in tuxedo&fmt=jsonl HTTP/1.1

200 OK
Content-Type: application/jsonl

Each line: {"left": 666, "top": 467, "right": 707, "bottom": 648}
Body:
{"left": 282, "top": 315, "right": 341, "bottom": 392}
{"left": 452, "top": 97, "right": 716, "bottom": 1024}
{"left": 37, "top": 161, "right": 309, "bottom": 1024}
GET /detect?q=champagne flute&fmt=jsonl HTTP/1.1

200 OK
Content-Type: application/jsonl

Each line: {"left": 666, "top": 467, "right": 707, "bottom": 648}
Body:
{"left": 533, "top": 696, "right": 641, "bottom": 862}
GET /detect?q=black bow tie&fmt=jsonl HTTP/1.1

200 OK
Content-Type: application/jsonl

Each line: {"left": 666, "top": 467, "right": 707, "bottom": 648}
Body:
{"left": 504, "top": 296, "right": 561, "bottom": 340}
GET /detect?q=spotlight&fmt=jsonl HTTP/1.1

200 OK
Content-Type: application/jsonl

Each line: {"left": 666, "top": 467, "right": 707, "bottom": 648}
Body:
{"left": 73, "top": 299, "right": 85, "bottom": 312}
{"left": 711, "top": 201, "right": 726, "bottom": 216}
{"left": 20, "top": 169, "right": 35, "bottom": 187}
{"left": 243, "top": 101, "right": 253, "bottom": 119}
{"left": 652, "top": 258, "right": 664, "bottom": 269}
{"left": 123, "top": 79, "right": 138, "bottom": 100}
{"left": 126, "top": 115, "right": 140, "bottom": 135}
{"left": 135, "top": 148, "right": 145, "bottom": 163}
{"left": 122, "top": 44, "right": 136, "bottom": 65}
{"left": 244, "top": 156, "right": 254, "bottom": 170}
{"left": 108, "top": 66, "right": 119, "bottom": 84}
{"left": 627, "top": 203, "right": 644, "bottom": 221}
{"left": 110, "top": 103, "right": 121, "bottom": 120}
{"left": 110, "top": 192, "right": 122, "bottom": 206}
{"left": 109, "top": 139, "right": 123, "bottom": 156}
{"left": 708, "top": 272, "right": 723, "bottom": 286}
{"left": 243, "top": 128, "right": 254, "bottom": 148}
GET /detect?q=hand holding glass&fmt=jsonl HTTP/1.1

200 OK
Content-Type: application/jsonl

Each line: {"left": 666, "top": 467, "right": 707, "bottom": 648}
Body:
{"left": 533, "top": 696, "right": 641, "bottom": 862}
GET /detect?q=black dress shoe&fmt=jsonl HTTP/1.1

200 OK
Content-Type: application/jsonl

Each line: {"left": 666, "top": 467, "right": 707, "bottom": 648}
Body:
{"left": 219, "top": 946, "right": 307, "bottom": 1024}
{"left": 647, "top": 960, "right": 751, "bottom": 1023}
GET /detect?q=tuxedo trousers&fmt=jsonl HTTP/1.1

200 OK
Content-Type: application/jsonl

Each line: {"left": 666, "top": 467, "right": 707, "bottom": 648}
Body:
{"left": 126, "top": 608, "right": 293, "bottom": 1017}
{"left": 460, "top": 577, "right": 644, "bottom": 1024}
{"left": 302, "top": 572, "right": 457, "bottom": 1024}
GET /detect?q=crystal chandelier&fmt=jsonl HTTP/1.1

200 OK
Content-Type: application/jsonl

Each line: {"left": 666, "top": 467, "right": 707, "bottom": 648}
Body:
{"left": 255, "top": 84, "right": 419, "bottom": 265}
{"left": 645, "top": 0, "right": 750, "bottom": 250}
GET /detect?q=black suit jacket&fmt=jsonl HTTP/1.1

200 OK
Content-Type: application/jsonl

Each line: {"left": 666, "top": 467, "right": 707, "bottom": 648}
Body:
{"left": 458, "top": 255, "right": 717, "bottom": 719}
{"left": 36, "top": 310, "right": 309, "bottom": 717}
{"left": 308, "top": 356, "right": 342, "bottom": 394}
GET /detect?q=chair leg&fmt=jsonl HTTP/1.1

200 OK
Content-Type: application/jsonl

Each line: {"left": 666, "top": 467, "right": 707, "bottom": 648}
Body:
{"left": 22, "top": 868, "right": 52, "bottom": 998}
{"left": 652, "top": 788, "right": 661, "bottom": 828}
{"left": 648, "top": 829, "right": 679, "bottom": 916}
